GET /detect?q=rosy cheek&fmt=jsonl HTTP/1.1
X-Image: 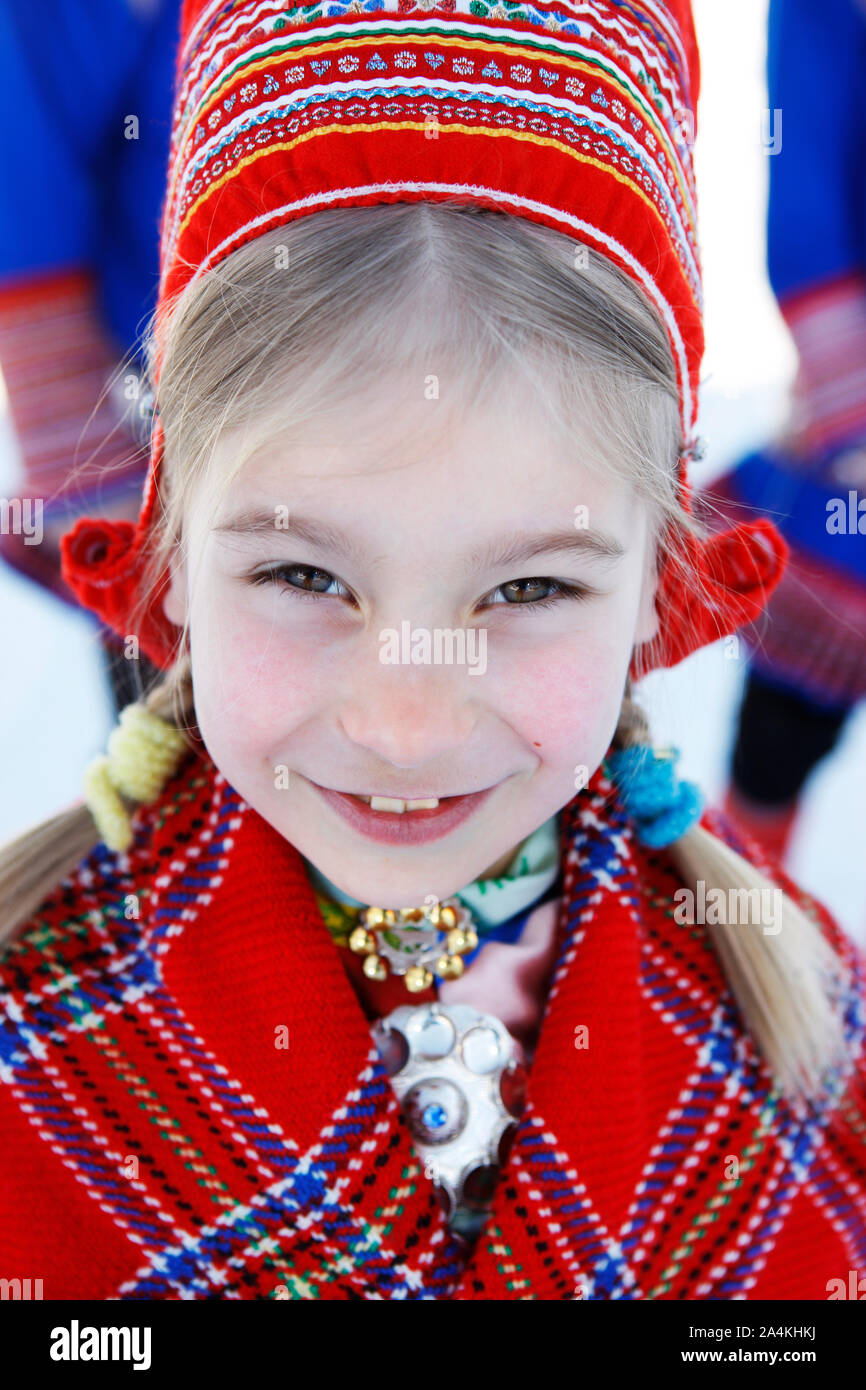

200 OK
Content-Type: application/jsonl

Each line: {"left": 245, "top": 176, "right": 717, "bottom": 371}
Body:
{"left": 494, "top": 633, "right": 623, "bottom": 755}
{"left": 190, "top": 598, "right": 332, "bottom": 748}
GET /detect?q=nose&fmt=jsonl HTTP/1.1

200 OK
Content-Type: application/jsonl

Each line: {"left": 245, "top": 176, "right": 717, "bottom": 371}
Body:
{"left": 339, "top": 661, "right": 481, "bottom": 770}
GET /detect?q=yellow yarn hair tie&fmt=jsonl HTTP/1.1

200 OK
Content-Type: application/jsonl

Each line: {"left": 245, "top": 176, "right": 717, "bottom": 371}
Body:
{"left": 83, "top": 704, "right": 190, "bottom": 852}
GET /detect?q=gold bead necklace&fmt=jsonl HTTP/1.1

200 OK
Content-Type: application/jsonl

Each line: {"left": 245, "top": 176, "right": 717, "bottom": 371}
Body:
{"left": 338, "top": 897, "right": 481, "bottom": 994}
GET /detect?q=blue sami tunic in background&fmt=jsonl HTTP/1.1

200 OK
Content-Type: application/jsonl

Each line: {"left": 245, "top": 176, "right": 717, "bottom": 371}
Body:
{"left": 0, "top": 0, "right": 183, "bottom": 363}
{"left": 705, "top": 0, "right": 866, "bottom": 708}
{"left": 766, "top": 0, "right": 866, "bottom": 301}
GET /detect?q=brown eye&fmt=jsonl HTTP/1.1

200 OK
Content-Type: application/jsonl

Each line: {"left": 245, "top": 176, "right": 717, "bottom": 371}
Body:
{"left": 482, "top": 577, "right": 594, "bottom": 611}
{"left": 498, "top": 578, "right": 558, "bottom": 603}
{"left": 251, "top": 563, "right": 338, "bottom": 594}
{"left": 286, "top": 565, "right": 333, "bottom": 592}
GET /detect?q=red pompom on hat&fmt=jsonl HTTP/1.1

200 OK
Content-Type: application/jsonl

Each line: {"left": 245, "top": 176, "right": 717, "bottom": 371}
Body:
{"left": 62, "top": 414, "right": 174, "bottom": 667}
{"left": 60, "top": 0, "right": 788, "bottom": 675}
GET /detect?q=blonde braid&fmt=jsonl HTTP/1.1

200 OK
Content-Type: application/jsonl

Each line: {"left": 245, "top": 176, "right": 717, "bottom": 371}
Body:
{"left": 611, "top": 679, "right": 852, "bottom": 1103}
{"left": 613, "top": 678, "right": 651, "bottom": 751}
{"left": 83, "top": 704, "right": 191, "bottom": 853}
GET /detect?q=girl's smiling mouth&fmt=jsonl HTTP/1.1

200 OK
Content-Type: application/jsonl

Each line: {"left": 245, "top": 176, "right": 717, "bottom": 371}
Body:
{"left": 307, "top": 778, "right": 497, "bottom": 845}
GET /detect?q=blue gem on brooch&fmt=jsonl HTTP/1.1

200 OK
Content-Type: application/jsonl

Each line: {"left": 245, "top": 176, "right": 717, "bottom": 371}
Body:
{"left": 404, "top": 1078, "right": 468, "bottom": 1144}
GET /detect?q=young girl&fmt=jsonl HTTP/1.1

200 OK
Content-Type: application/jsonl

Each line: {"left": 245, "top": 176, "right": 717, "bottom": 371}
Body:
{"left": 1, "top": 0, "right": 864, "bottom": 1300}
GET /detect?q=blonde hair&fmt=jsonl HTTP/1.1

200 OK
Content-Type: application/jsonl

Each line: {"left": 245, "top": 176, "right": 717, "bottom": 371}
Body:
{"left": 0, "top": 201, "right": 854, "bottom": 1107}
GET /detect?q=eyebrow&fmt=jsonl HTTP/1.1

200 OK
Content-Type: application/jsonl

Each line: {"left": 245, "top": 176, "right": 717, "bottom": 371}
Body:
{"left": 468, "top": 526, "right": 625, "bottom": 570}
{"left": 213, "top": 508, "right": 626, "bottom": 569}
{"left": 214, "top": 509, "right": 365, "bottom": 558}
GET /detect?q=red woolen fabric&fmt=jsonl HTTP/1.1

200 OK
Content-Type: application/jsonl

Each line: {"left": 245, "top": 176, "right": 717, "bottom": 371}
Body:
{"left": 1, "top": 750, "right": 863, "bottom": 1299}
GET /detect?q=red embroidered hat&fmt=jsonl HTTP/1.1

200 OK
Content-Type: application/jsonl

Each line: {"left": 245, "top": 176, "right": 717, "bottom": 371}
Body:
{"left": 60, "top": 0, "right": 788, "bottom": 675}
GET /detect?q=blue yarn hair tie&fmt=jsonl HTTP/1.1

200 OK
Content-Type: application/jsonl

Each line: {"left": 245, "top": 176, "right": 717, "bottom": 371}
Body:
{"left": 604, "top": 744, "right": 704, "bottom": 849}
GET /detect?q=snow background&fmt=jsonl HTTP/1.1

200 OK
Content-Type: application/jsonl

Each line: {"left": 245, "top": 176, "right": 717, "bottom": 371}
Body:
{"left": 1, "top": 0, "right": 864, "bottom": 943}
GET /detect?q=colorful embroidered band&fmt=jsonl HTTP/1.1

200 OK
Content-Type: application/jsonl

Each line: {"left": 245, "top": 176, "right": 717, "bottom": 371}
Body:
{"left": 60, "top": 0, "right": 789, "bottom": 675}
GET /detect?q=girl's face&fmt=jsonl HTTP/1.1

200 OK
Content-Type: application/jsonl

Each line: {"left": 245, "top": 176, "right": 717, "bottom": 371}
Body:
{"left": 164, "top": 373, "right": 660, "bottom": 907}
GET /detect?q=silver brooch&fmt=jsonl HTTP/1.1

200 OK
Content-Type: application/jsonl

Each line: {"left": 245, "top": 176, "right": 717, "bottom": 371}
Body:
{"left": 371, "top": 1001, "right": 528, "bottom": 1240}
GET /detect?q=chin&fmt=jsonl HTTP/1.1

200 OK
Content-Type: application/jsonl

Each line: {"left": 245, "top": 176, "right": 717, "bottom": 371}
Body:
{"left": 314, "top": 858, "right": 473, "bottom": 910}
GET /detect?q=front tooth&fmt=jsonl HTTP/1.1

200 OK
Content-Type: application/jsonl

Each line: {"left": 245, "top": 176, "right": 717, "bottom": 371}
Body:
{"left": 406, "top": 798, "right": 439, "bottom": 810}
{"left": 370, "top": 796, "right": 407, "bottom": 812}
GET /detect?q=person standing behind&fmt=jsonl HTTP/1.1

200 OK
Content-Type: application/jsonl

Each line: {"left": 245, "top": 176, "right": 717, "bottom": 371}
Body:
{"left": 705, "top": 0, "right": 866, "bottom": 864}
{"left": 0, "top": 0, "right": 183, "bottom": 711}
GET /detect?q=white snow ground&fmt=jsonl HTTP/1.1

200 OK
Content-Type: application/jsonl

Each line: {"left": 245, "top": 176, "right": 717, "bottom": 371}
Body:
{"left": 1, "top": 0, "right": 864, "bottom": 943}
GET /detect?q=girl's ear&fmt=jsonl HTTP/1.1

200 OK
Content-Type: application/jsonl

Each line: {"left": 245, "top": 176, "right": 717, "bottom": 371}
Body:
{"left": 162, "top": 549, "right": 188, "bottom": 629}
{"left": 634, "top": 543, "right": 661, "bottom": 647}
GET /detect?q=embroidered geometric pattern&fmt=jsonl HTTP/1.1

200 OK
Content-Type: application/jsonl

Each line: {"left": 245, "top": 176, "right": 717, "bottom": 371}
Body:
{"left": 1, "top": 751, "right": 864, "bottom": 1298}
{"left": 162, "top": 0, "right": 703, "bottom": 441}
